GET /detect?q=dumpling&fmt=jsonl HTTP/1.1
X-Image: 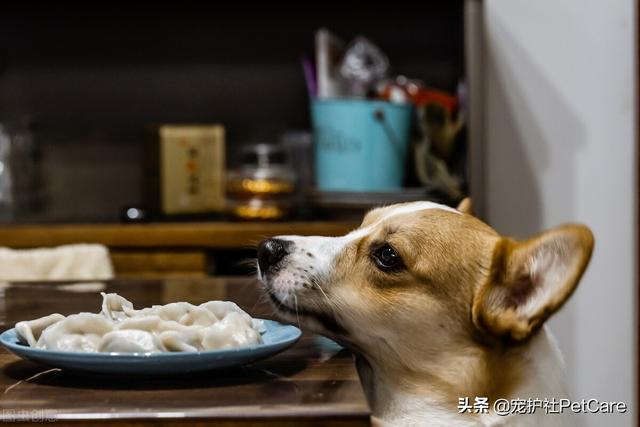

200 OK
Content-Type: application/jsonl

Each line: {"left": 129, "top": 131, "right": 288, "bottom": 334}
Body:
{"left": 158, "top": 330, "right": 199, "bottom": 352}
{"left": 115, "top": 315, "right": 164, "bottom": 332}
{"left": 177, "top": 306, "right": 219, "bottom": 326}
{"left": 201, "top": 311, "right": 262, "bottom": 350}
{"left": 200, "top": 301, "right": 252, "bottom": 324}
{"left": 101, "top": 292, "right": 134, "bottom": 321}
{"left": 36, "top": 313, "right": 113, "bottom": 351}
{"left": 15, "top": 313, "right": 66, "bottom": 346}
{"left": 99, "top": 330, "right": 165, "bottom": 353}
{"left": 54, "top": 333, "right": 103, "bottom": 353}
{"left": 147, "top": 302, "right": 219, "bottom": 327}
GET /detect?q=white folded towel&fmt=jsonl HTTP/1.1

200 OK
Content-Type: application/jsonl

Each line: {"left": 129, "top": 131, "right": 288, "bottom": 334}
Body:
{"left": 0, "top": 244, "right": 114, "bottom": 281}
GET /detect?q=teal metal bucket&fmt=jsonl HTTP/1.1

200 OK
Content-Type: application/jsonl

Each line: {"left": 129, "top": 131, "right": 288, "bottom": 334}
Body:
{"left": 312, "top": 99, "right": 413, "bottom": 192}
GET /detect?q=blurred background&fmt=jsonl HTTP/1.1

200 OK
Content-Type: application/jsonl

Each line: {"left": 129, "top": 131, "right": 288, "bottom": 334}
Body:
{"left": 0, "top": 1, "right": 636, "bottom": 426}
{"left": 0, "top": 2, "right": 467, "bottom": 223}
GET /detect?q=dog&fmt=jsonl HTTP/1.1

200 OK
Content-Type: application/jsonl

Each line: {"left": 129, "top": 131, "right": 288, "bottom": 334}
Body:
{"left": 257, "top": 199, "right": 593, "bottom": 426}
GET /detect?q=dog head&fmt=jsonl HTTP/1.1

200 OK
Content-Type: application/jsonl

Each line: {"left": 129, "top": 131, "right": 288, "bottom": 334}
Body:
{"left": 258, "top": 199, "right": 593, "bottom": 373}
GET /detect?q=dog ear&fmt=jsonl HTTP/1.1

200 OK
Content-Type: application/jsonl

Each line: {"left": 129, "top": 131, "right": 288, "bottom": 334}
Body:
{"left": 472, "top": 224, "right": 593, "bottom": 341}
{"left": 457, "top": 197, "right": 473, "bottom": 215}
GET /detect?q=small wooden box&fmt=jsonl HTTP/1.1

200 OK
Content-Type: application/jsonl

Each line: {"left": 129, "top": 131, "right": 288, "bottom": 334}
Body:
{"left": 145, "top": 125, "right": 225, "bottom": 216}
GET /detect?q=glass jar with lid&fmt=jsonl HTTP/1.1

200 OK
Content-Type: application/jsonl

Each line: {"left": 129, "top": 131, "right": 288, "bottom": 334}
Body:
{"left": 226, "top": 144, "right": 296, "bottom": 220}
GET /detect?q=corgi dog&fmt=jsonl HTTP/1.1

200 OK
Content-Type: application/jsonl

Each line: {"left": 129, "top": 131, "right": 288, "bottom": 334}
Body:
{"left": 257, "top": 199, "right": 593, "bottom": 426}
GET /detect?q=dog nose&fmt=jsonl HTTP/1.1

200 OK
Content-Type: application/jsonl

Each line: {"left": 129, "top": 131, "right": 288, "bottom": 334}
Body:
{"left": 258, "top": 238, "right": 290, "bottom": 273}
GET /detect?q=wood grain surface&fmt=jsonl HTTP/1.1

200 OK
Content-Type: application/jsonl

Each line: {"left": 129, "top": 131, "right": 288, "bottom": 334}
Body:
{"left": 0, "top": 222, "right": 357, "bottom": 249}
{"left": 0, "top": 278, "right": 370, "bottom": 426}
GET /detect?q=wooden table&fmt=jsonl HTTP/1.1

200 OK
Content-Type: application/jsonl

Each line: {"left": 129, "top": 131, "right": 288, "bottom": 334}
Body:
{"left": 0, "top": 222, "right": 357, "bottom": 277}
{"left": 0, "top": 278, "right": 370, "bottom": 426}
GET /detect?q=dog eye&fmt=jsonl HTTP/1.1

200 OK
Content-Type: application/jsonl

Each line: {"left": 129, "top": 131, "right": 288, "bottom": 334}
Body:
{"left": 372, "top": 244, "right": 403, "bottom": 271}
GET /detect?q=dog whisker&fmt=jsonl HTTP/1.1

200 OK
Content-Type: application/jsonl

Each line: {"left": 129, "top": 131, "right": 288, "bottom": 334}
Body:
{"left": 308, "top": 276, "right": 338, "bottom": 319}
{"left": 312, "top": 281, "right": 332, "bottom": 309}
{"left": 293, "top": 293, "right": 301, "bottom": 329}
{"left": 238, "top": 257, "right": 258, "bottom": 268}
{"left": 237, "top": 258, "right": 259, "bottom": 277}
{"left": 251, "top": 292, "right": 270, "bottom": 313}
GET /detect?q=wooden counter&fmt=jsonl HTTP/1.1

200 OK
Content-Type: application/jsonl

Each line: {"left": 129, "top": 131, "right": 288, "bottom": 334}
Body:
{"left": 0, "top": 278, "right": 370, "bottom": 426}
{"left": 0, "top": 222, "right": 356, "bottom": 249}
{"left": 0, "top": 222, "right": 357, "bottom": 277}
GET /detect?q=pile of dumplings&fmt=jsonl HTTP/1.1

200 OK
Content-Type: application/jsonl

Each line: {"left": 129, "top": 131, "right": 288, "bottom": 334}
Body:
{"left": 15, "top": 293, "right": 266, "bottom": 354}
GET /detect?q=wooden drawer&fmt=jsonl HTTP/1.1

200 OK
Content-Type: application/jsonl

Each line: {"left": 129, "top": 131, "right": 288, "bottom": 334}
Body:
{"left": 110, "top": 250, "right": 206, "bottom": 278}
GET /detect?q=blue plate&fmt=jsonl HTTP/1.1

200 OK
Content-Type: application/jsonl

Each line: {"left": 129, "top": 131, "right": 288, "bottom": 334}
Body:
{"left": 0, "top": 319, "right": 300, "bottom": 375}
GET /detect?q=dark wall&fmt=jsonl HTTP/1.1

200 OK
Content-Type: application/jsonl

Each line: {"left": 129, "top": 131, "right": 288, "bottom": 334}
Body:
{"left": 0, "top": 2, "right": 465, "bottom": 222}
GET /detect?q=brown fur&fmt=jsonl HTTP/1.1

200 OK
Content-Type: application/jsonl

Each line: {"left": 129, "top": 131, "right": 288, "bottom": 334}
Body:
{"left": 263, "top": 200, "right": 594, "bottom": 421}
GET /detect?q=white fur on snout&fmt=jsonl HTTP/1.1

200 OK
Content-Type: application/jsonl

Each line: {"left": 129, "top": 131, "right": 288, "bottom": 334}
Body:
{"left": 268, "top": 270, "right": 300, "bottom": 305}
{"left": 262, "top": 236, "right": 337, "bottom": 307}
{"left": 275, "top": 236, "right": 343, "bottom": 280}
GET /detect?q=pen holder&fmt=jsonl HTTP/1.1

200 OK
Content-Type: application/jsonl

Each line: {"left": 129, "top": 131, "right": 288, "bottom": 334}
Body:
{"left": 311, "top": 99, "right": 413, "bottom": 192}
